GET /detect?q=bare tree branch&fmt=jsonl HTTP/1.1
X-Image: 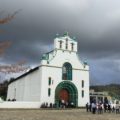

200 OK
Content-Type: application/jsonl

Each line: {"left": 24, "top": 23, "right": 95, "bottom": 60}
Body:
{"left": 0, "top": 9, "right": 21, "bottom": 24}
{"left": 0, "top": 60, "right": 30, "bottom": 73}
{"left": 0, "top": 9, "right": 29, "bottom": 74}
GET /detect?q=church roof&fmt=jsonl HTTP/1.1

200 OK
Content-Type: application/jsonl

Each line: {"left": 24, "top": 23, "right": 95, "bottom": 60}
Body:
{"left": 9, "top": 66, "right": 39, "bottom": 84}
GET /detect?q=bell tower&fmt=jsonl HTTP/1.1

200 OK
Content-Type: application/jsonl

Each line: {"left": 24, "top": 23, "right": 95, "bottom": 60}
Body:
{"left": 54, "top": 32, "right": 77, "bottom": 52}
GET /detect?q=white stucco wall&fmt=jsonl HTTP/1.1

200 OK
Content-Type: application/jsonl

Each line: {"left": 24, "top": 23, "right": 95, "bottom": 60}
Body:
{"left": 7, "top": 69, "right": 41, "bottom": 101}
{"left": 0, "top": 101, "right": 41, "bottom": 108}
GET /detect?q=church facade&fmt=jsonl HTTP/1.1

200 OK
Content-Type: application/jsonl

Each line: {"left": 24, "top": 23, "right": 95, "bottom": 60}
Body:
{"left": 7, "top": 33, "right": 89, "bottom": 107}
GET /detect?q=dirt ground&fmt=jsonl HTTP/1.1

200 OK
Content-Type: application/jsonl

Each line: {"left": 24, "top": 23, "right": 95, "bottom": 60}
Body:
{"left": 0, "top": 109, "right": 120, "bottom": 120}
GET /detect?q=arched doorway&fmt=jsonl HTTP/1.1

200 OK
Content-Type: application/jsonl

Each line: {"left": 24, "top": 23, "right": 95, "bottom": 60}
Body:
{"left": 55, "top": 81, "right": 78, "bottom": 107}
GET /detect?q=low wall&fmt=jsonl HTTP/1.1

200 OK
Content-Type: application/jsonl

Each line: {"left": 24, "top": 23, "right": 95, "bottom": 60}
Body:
{"left": 0, "top": 101, "right": 41, "bottom": 109}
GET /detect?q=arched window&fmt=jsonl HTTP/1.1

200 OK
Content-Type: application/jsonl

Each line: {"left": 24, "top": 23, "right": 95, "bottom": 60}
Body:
{"left": 82, "top": 80, "right": 84, "bottom": 88}
{"left": 62, "top": 62, "right": 72, "bottom": 80}
{"left": 48, "top": 77, "right": 51, "bottom": 85}
{"left": 82, "top": 90, "right": 84, "bottom": 98}
{"left": 48, "top": 88, "right": 51, "bottom": 97}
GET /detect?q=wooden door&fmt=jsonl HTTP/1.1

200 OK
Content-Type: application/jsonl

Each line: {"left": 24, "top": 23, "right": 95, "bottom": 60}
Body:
{"left": 59, "top": 89, "right": 69, "bottom": 102}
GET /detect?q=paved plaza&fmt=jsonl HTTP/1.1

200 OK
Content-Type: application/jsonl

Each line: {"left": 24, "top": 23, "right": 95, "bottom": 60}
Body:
{"left": 0, "top": 109, "right": 120, "bottom": 120}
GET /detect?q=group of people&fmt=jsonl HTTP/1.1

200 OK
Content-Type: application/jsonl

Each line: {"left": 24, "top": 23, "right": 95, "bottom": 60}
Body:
{"left": 40, "top": 100, "right": 75, "bottom": 108}
{"left": 86, "top": 101, "right": 120, "bottom": 114}
{"left": 7, "top": 98, "right": 16, "bottom": 101}
{"left": 59, "top": 99, "right": 75, "bottom": 108}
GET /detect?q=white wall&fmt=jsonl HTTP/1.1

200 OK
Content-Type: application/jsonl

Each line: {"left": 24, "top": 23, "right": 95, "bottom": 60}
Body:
{"left": 0, "top": 102, "right": 41, "bottom": 108}
{"left": 7, "top": 69, "right": 41, "bottom": 101}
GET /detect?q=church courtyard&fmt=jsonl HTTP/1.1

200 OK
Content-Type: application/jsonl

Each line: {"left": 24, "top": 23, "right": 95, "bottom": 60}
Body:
{"left": 0, "top": 109, "right": 119, "bottom": 120}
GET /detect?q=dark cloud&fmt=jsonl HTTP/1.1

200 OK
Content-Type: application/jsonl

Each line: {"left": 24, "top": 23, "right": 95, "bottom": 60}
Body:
{"left": 1, "top": 0, "right": 120, "bottom": 84}
{"left": 89, "top": 60, "right": 120, "bottom": 85}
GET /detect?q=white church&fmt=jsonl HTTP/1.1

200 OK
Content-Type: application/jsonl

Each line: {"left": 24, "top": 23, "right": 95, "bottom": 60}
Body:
{"left": 7, "top": 33, "right": 90, "bottom": 107}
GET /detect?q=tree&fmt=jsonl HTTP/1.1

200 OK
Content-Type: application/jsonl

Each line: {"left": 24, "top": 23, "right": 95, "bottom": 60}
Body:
{"left": 0, "top": 80, "right": 9, "bottom": 100}
{"left": 0, "top": 10, "right": 22, "bottom": 55}
{"left": 0, "top": 10, "right": 20, "bottom": 24}
{"left": 0, "top": 10, "right": 20, "bottom": 56}
{"left": 0, "top": 10, "right": 29, "bottom": 78}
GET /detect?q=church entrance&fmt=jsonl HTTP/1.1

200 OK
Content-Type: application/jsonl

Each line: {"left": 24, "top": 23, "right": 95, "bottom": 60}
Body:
{"left": 55, "top": 81, "right": 78, "bottom": 108}
{"left": 59, "top": 89, "right": 69, "bottom": 103}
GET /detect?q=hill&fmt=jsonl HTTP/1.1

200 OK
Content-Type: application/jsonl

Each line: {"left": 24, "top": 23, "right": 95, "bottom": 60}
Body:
{"left": 90, "top": 84, "right": 120, "bottom": 100}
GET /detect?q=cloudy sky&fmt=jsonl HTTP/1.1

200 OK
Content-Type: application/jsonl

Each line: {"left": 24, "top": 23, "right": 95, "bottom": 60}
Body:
{"left": 1, "top": 0, "right": 120, "bottom": 85}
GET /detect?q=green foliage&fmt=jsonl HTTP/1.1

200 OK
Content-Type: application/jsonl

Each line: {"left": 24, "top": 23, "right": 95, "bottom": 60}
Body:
{"left": 90, "top": 84, "right": 120, "bottom": 100}
{"left": 0, "top": 80, "right": 8, "bottom": 100}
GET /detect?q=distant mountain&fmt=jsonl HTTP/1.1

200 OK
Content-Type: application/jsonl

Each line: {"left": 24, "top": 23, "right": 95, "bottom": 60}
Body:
{"left": 90, "top": 84, "right": 120, "bottom": 100}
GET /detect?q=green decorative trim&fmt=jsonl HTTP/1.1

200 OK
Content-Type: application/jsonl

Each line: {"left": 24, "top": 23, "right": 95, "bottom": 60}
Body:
{"left": 55, "top": 81, "right": 78, "bottom": 107}
{"left": 41, "top": 50, "right": 57, "bottom": 63}
{"left": 41, "top": 54, "right": 49, "bottom": 60}
{"left": 63, "top": 31, "right": 69, "bottom": 36}
{"left": 72, "top": 36, "right": 77, "bottom": 41}
{"left": 84, "top": 61, "right": 88, "bottom": 65}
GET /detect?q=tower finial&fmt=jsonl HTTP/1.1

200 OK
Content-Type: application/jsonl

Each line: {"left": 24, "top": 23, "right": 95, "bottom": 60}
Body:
{"left": 64, "top": 31, "right": 69, "bottom": 36}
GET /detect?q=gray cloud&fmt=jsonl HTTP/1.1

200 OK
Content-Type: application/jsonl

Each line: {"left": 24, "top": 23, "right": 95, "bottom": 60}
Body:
{"left": 1, "top": 0, "right": 120, "bottom": 84}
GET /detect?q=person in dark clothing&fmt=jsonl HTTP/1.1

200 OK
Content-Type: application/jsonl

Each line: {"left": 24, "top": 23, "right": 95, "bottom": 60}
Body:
{"left": 86, "top": 103, "right": 89, "bottom": 112}
{"left": 108, "top": 104, "right": 111, "bottom": 113}
{"left": 89, "top": 103, "right": 92, "bottom": 112}
{"left": 104, "top": 103, "right": 107, "bottom": 112}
